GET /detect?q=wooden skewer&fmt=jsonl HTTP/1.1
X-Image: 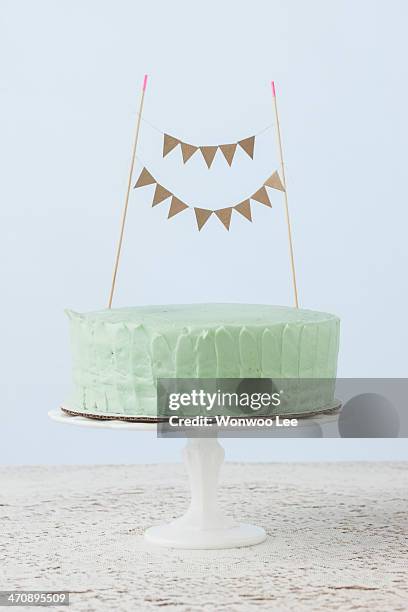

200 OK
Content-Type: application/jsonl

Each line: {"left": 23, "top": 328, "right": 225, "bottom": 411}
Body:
{"left": 108, "top": 74, "right": 148, "bottom": 308}
{"left": 271, "top": 80, "right": 299, "bottom": 308}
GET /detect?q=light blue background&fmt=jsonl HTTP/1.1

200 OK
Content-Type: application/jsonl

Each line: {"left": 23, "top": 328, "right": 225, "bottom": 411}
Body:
{"left": 1, "top": 0, "right": 407, "bottom": 463}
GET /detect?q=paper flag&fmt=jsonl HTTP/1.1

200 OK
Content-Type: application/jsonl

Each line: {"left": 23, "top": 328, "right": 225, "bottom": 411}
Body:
{"left": 134, "top": 167, "right": 156, "bottom": 188}
{"left": 168, "top": 196, "right": 189, "bottom": 218}
{"left": 238, "top": 136, "right": 255, "bottom": 159}
{"left": 215, "top": 207, "right": 233, "bottom": 230}
{"left": 264, "top": 171, "right": 285, "bottom": 192}
{"left": 181, "top": 142, "right": 198, "bottom": 163}
{"left": 163, "top": 134, "right": 180, "bottom": 157}
{"left": 234, "top": 200, "right": 252, "bottom": 221}
{"left": 219, "top": 143, "right": 237, "bottom": 167}
{"left": 200, "top": 146, "right": 218, "bottom": 169}
{"left": 153, "top": 184, "right": 172, "bottom": 206}
{"left": 194, "top": 208, "right": 213, "bottom": 230}
{"left": 251, "top": 186, "right": 271, "bottom": 207}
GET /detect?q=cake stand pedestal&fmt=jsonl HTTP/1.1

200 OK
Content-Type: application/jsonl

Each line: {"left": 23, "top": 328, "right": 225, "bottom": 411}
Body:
{"left": 48, "top": 409, "right": 266, "bottom": 549}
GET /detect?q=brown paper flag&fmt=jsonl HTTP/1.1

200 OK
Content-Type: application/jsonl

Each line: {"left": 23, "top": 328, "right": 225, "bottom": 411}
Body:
{"left": 168, "top": 196, "right": 189, "bottom": 219}
{"left": 215, "top": 207, "right": 233, "bottom": 230}
{"left": 181, "top": 142, "right": 198, "bottom": 163}
{"left": 238, "top": 136, "right": 255, "bottom": 159}
{"left": 234, "top": 200, "right": 252, "bottom": 222}
{"left": 264, "top": 171, "right": 285, "bottom": 192}
{"left": 219, "top": 143, "right": 237, "bottom": 166}
{"left": 152, "top": 184, "right": 172, "bottom": 206}
{"left": 134, "top": 167, "right": 156, "bottom": 188}
{"left": 200, "top": 146, "right": 218, "bottom": 169}
{"left": 251, "top": 186, "right": 272, "bottom": 207}
{"left": 194, "top": 207, "right": 213, "bottom": 230}
{"left": 163, "top": 134, "right": 180, "bottom": 157}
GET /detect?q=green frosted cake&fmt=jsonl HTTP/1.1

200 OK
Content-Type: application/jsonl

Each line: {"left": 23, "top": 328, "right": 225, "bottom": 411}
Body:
{"left": 65, "top": 303, "right": 340, "bottom": 418}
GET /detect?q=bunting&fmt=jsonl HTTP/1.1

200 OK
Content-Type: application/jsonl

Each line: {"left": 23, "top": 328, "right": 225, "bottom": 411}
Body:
{"left": 163, "top": 133, "right": 257, "bottom": 168}
{"left": 264, "top": 171, "right": 285, "bottom": 191}
{"left": 108, "top": 78, "right": 299, "bottom": 310}
{"left": 200, "top": 146, "right": 218, "bottom": 169}
{"left": 181, "top": 142, "right": 198, "bottom": 163}
{"left": 162, "top": 134, "right": 179, "bottom": 157}
{"left": 234, "top": 200, "right": 252, "bottom": 221}
{"left": 220, "top": 143, "right": 237, "bottom": 166}
{"left": 215, "top": 207, "right": 233, "bottom": 230}
{"left": 251, "top": 186, "right": 271, "bottom": 207}
{"left": 134, "top": 167, "right": 156, "bottom": 187}
{"left": 168, "top": 196, "right": 189, "bottom": 218}
{"left": 153, "top": 184, "right": 172, "bottom": 206}
{"left": 134, "top": 167, "right": 285, "bottom": 231}
{"left": 238, "top": 136, "right": 255, "bottom": 159}
{"left": 194, "top": 208, "right": 213, "bottom": 230}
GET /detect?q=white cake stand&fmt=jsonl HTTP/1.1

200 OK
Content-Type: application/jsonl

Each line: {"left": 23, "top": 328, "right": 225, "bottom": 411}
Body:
{"left": 48, "top": 406, "right": 340, "bottom": 550}
{"left": 48, "top": 408, "right": 266, "bottom": 549}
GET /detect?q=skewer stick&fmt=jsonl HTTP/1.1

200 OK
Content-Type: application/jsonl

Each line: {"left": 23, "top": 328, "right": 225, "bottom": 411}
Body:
{"left": 271, "top": 81, "right": 299, "bottom": 308}
{"left": 108, "top": 74, "right": 148, "bottom": 308}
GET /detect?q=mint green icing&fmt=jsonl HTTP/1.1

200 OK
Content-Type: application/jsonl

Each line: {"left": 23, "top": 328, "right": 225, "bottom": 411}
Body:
{"left": 66, "top": 303, "right": 340, "bottom": 417}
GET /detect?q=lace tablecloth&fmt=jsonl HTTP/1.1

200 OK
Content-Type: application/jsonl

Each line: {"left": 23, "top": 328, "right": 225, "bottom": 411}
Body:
{"left": 1, "top": 463, "right": 407, "bottom": 611}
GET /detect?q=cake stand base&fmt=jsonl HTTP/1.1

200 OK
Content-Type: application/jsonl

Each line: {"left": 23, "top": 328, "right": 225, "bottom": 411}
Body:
{"left": 145, "top": 521, "right": 266, "bottom": 549}
{"left": 145, "top": 436, "right": 266, "bottom": 549}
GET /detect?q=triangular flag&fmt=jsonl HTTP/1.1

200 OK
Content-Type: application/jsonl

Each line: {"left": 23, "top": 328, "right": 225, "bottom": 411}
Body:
{"left": 168, "top": 196, "right": 189, "bottom": 219}
{"left": 163, "top": 134, "right": 180, "bottom": 157}
{"left": 200, "top": 146, "right": 218, "bottom": 169}
{"left": 134, "top": 167, "right": 156, "bottom": 188}
{"left": 215, "top": 207, "right": 232, "bottom": 230}
{"left": 238, "top": 136, "right": 255, "bottom": 159}
{"left": 194, "top": 207, "right": 213, "bottom": 230}
{"left": 181, "top": 142, "right": 198, "bottom": 163}
{"left": 264, "top": 171, "right": 285, "bottom": 192}
{"left": 152, "top": 184, "right": 172, "bottom": 206}
{"left": 234, "top": 200, "right": 252, "bottom": 222}
{"left": 251, "top": 186, "right": 272, "bottom": 207}
{"left": 219, "top": 143, "right": 237, "bottom": 166}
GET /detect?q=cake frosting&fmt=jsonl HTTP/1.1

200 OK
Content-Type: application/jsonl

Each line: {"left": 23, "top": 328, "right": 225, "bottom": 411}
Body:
{"left": 65, "top": 304, "right": 340, "bottom": 417}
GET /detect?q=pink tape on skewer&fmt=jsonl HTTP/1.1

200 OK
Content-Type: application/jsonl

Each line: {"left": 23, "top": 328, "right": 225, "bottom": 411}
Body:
{"left": 142, "top": 74, "right": 148, "bottom": 91}
{"left": 271, "top": 80, "right": 276, "bottom": 97}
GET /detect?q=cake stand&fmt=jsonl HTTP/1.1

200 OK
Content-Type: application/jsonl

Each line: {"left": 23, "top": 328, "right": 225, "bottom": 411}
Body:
{"left": 48, "top": 408, "right": 266, "bottom": 549}
{"left": 48, "top": 406, "right": 340, "bottom": 549}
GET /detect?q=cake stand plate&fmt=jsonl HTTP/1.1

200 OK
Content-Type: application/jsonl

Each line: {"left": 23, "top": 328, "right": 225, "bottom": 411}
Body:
{"left": 49, "top": 408, "right": 267, "bottom": 549}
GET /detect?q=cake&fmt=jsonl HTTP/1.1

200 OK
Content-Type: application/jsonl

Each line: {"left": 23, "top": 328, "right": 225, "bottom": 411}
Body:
{"left": 65, "top": 303, "right": 340, "bottom": 419}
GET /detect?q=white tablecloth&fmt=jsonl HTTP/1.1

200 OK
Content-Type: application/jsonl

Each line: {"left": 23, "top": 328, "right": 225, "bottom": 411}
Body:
{"left": 1, "top": 463, "right": 407, "bottom": 611}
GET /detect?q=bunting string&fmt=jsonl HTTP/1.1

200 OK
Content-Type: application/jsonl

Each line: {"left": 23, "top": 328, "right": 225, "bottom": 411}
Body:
{"left": 139, "top": 113, "right": 272, "bottom": 138}
{"left": 134, "top": 166, "right": 285, "bottom": 231}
